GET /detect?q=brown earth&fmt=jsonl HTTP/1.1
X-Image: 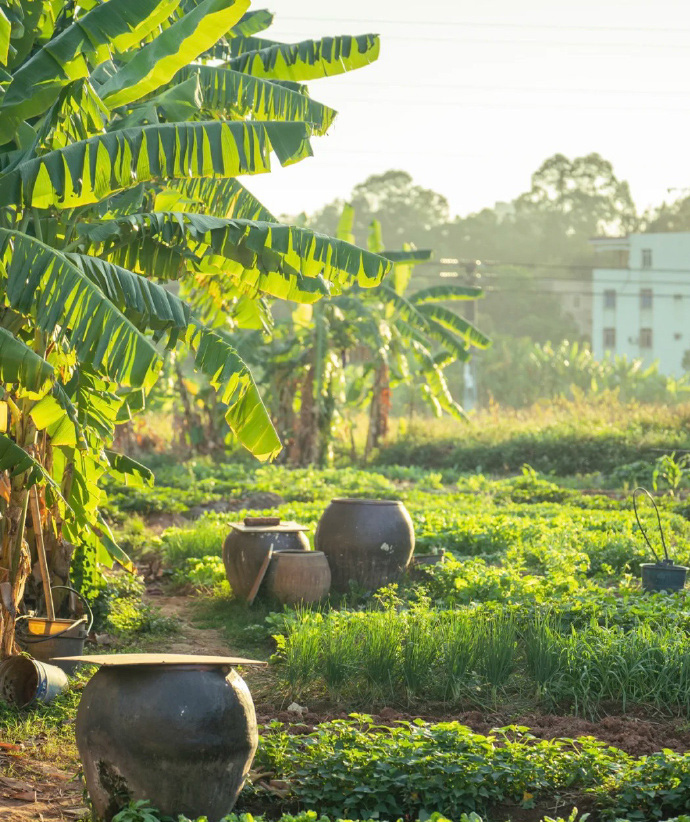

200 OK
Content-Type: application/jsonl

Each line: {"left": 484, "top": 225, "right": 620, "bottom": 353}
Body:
{"left": 255, "top": 705, "right": 690, "bottom": 757}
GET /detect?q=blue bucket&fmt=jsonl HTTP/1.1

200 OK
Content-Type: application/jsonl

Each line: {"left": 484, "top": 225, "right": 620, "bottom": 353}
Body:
{"left": 0, "top": 655, "right": 69, "bottom": 706}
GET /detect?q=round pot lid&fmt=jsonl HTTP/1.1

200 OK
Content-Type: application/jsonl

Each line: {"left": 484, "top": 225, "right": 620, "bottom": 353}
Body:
{"left": 230, "top": 520, "right": 309, "bottom": 533}
{"left": 53, "top": 653, "right": 267, "bottom": 667}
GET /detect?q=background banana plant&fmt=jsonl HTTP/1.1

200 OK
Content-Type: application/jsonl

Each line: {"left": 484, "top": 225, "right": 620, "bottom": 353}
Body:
{"left": 0, "top": 0, "right": 388, "bottom": 655}
{"left": 236, "top": 206, "right": 491, "bottom": 466}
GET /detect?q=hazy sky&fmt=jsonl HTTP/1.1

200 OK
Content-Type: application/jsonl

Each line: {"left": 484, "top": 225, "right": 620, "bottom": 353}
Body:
{"left": 247, "top": 0, "right": 690, "bottom": 221}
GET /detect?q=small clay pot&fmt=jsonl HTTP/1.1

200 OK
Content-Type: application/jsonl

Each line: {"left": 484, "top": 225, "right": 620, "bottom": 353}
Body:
{"left": 314, "top": 498, "right": 415, "bottom": 592}
{"left": 264, "top": 550, "right": 331, "bottom": 605}
{"left": 76, "top": 664, "right": 258, "bottom": 821}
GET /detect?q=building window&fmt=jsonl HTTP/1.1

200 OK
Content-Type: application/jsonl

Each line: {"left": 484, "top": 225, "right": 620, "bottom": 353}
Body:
{"left": 640, "top": 288, "right": 653, "bottom": 310}
{"left": 675, "top": 294, "right": 683, "bottom": 302}
{"left": 640, "top": 328, "right": 653, "bottom": 348}
{"left": 603, "top": 328, "right": 616, "bottom": 349}
{"left": 642, "top": 249, "right": 652, "bottom": 268}
{"left": 604, "top": 289, "right": 616, "bottom": 309}
{"left": 675, "top": 333, "right": 683, "bottom": 340}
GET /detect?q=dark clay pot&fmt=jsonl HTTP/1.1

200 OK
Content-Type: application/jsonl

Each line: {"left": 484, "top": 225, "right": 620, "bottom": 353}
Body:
{"left": 76, "top": 664, "right": 258, "bottom": 821}
{"left": 264, "top": 550, "right": 331, "bottom": 605}
{"left": 223, "top": 521, "right": 309, "bottom": 601}
{"left": 314, "top": 498, "right": 415, "bottom": 592}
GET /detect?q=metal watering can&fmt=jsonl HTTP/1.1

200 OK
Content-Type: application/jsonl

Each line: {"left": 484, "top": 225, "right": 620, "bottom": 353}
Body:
{"left": 633, "top": 487, "right": 688, "bottom": 592}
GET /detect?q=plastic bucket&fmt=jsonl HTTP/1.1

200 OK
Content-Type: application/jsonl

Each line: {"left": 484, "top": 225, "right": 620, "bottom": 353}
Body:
{"left": 0, "top": 655, "right": 69, "bottom": 706}
{"left": 17, "top": 617, "right": 88, "bottom": 674}
{"left": 641, "top": 562, "right": 688, "bottom": 592}
{"left": 16, "top": 585, "right": 93, "bottom": 674}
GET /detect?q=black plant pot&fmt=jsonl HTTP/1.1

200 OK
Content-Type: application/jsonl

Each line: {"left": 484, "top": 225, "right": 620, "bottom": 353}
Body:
{"left": 641, "top": 561, "right": 688, "bottom": 592}
{"left": 76, "top": 662, "right": 258, "bottom": 821}
{"left": 314, "top": 498, "right": 415, "bottom": 592}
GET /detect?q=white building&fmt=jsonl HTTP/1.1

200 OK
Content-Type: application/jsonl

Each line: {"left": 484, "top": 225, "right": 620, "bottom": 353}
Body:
{"left": 591, "top": 232, "right": 690, "bottom": 375}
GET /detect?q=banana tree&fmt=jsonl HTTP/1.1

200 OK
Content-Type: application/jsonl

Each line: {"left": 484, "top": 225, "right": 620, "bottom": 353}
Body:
{"left": 241, "top": 207, "right": 491, "bottom": 465}
{"left": 344, "top": 213, "right": 491, "bottom": 456}
{"left": 0, "top": 0, "right": 390, "bottom": 655}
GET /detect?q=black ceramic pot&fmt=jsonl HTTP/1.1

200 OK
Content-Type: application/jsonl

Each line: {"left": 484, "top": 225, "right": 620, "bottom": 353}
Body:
{"left": 76, "top": 664, "right": 258, "bottom": 821}
{"left": 314, "top": 498, "right": 415, "bottom": 592}
{"left": 223, "top": 520, "right": 309, "bottom": 601}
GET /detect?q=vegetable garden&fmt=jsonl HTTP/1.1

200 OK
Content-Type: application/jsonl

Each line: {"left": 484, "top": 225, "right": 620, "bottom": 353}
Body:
{"left": 2, "top": 0, "right": 690, "bottom": 821}
{"left": 7, "top": 432, "right": 690, "bottom": 821}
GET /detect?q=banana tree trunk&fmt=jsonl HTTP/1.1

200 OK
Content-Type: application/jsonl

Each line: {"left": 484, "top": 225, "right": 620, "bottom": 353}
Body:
{"left": 0, "top": 486, "right": 31, "bottom": 658}
{"left": 365, "top": 362, "right": 391, "bottom": 460}
{"left": 292, "top": 364, "right": 318, "bottom": 466}
{"left": 0, "top": 404, "right": 38, "bottom": 658}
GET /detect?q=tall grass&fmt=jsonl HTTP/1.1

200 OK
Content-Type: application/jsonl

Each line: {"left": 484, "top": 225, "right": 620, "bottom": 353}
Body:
{"left": 276, "top": 606, "right": 690, "bottom": 714}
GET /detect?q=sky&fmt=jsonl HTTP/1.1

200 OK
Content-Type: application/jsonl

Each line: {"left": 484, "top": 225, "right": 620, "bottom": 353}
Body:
{"left": 245, "top": 0, "right": 690, "bottom": 222}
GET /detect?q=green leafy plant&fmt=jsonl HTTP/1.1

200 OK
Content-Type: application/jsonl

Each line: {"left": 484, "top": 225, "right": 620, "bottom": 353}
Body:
{"left": 0, "top": 0, "right": 390, "bottom": 655}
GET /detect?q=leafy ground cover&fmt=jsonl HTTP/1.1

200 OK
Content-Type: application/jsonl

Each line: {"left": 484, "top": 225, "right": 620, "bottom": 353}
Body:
{"left": 8, "top": 455, "right": 690, "bottom": 820}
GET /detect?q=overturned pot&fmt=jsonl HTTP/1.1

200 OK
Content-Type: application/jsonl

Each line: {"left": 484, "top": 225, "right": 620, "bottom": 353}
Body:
{"left": 68, "top": 653, "right": 264, "bottom": 822}
{"left": 222, "top": 518, "right": 309, "bottom": 601}
{"left": 314, "top": 498, "right": 415, "bottom": 593}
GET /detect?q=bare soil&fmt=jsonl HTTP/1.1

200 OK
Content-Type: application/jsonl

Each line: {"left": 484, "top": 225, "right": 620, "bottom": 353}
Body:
{"left": 256, "top": 705, "right": 690, "bottom": 757}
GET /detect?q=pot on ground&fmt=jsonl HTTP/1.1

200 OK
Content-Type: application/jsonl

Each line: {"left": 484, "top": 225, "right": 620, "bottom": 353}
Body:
{"left": 314, "top": 498, "right": 415, "bottom": 592}
{"left": 641, "top": 561, "right": 688, "bottom": 592}
{"left": 75, "top": 658, "right": 259, "bottom": 821}
{"left": 263, "top": 550, "right": 331, "bottom": 605}
{"left": 223, "top": 519, "right": 309, "bottom": 601}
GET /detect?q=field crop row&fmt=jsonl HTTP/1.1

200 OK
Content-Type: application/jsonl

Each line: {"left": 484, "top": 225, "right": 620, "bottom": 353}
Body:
{"left": 274, "top": 604, "right": 690, "bottom": 714}
{"left": 246, "top": 718, "right": 690, "bottom": 821}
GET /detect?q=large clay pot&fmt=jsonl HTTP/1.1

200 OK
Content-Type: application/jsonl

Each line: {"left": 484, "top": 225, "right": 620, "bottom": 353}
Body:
{"left": 314, "top": 498, "right": 415, "bottom": 592}
{"left": 75, "top": 662, "right": 258, "bottom": 821}
{"left": 223, "top": 520, "right": 309, "bottom": 601}
{"left": 264, "top": 550, "right": 331, "bottom": 605}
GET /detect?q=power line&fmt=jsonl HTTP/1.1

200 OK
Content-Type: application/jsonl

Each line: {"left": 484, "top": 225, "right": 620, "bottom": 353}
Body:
{"left": 419, "top": 261, "right": 690, "bottom": 277}
{"left": 328, "top": 98, "right": 690, "bottom": 112}
{"left": 338, "top": 81, "right": 690, "bottom": 96}
{"left": 276, "top": 29, "right": 690, "bottom": 49}
{"left": 484, "top": 287, "right": 690, "bottom": 299}
{"left": 278, "top": 16, "right": 690, "bottom": 35}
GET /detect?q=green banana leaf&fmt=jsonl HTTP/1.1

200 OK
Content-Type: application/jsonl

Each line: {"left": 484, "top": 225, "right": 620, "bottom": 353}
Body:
{"left": 205, "top": 32, "right": 277, "bottom": 60}
{"left": 229, "top": 8, "right": 274, "bottom": 37}
{"left": 410, "top": 340, "right": 466, "bottom": 421}
{"left": 180, "top": 65, "right": 337, "bottom": 135}
{"left": 409, "top": 284, "right": 484, "bottom": 303}
{"left": 187, "top": 322, "right": 281, "bottom": 460}
{"left": 416, "top": 303, "right": 491, "bottom": 349}
{"left": 0, "top": 0, "right": 182, "bottom": 142}
{"left": 0, "top": 327, "right": 54, "bottom": 395}
{"left": 99, "top": 0, "right": 249, "bottom": 109}
{"left": 104, "top": 450, "right": 154, "bottom": 486}
{"left": 0, "top": 432, "right": 50, "bottom": 484}
{"left": 68, "top": 253, "right": 190, "bottom": 341}
{"left": 166, "top": 177, "right": 276, "bottom": 221}
{"left": 76, "top": 211, "right": 393, "bottom": 298}
{"left": 0, "top": 229, "right": 161, "bottom": 389}
{"left": 0, "top": 120, "right": 313, "bottom": 209}
{"left": 226, "top": 34, "right": 380, "bottom": 81}
{"left": 0, "top": 5, "right": 10, "bottom": 67}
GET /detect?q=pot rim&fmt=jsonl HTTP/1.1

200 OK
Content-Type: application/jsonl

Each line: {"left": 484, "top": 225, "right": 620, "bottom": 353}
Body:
{"left": 640, "top": 562, "right": 688, "bottom": 572}
{"left": 329, "top": 497, "right": 403, "bottom": 505}
{"left": 273, "top": 549, "right": 324, "bottom": 555}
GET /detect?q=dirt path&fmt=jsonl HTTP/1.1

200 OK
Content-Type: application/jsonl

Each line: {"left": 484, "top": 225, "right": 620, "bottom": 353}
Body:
{"left": 144, "top": 592, "right": 231, "bottom": 656}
